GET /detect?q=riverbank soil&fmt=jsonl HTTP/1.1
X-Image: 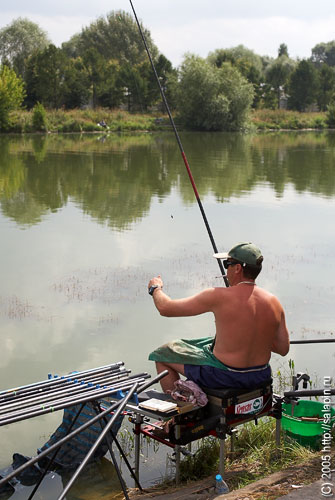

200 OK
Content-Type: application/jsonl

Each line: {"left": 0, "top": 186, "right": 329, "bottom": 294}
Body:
{"left": 129, "top": 454, "right": 321, "bottom": 500}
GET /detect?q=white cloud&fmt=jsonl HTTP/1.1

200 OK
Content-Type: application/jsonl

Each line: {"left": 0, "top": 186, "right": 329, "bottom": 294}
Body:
{"left": 0, "top": 11, "right": 92, "bottom": 44}
{"left": 152, "top": 15, "right": 335, "bottom": 65}
{"left": 1, "top": 7, "right": 335, "bottom": 66}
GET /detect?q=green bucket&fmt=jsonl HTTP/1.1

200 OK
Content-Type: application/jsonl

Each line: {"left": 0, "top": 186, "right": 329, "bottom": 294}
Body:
{"left": 282, "top": 400, "right": 335, "bottom": 450}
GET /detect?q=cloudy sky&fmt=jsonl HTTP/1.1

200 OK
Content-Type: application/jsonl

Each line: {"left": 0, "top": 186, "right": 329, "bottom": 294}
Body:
{"left": 1, "top": 0, "right": 335, "bottom": 66}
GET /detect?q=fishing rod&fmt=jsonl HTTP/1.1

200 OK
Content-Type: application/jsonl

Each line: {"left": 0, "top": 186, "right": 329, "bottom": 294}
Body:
{"left": 284, "top": 388, "right": 335, "bottom": 397}
{"left": 0, "top": 368, "right": 133, "bottom": 403}
{"left": 0, "top": 370, "right": 139, "bottom": 414}
{"left": 0, "top": 376, "right": 150, "bottom": 426}
{"left": 0, "top": 388, "right": 134, "bottom": 487}
{"left": 0, "top": 362, "right": 125, "bottom": 399}
{"left": 129, "top": 0, "right": 229, "bottom": 288}
{"left": 0, "top": 370, "right": 132, "bottom": 407}
{"left": 0, "top": 370, "right": 168, "bottom": 488}
{"left": 290, "top": 339, "right": 335, "bottom": 344}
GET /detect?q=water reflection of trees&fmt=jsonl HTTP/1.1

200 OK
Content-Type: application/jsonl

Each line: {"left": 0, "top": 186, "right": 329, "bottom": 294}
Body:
{"left": 0, "top": 131, "right": 334, "bottom": 228}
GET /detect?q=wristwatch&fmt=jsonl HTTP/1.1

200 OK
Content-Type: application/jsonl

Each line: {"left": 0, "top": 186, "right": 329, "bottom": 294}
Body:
{"left": 148, "top": 285, "right": 161, "bottom": 296}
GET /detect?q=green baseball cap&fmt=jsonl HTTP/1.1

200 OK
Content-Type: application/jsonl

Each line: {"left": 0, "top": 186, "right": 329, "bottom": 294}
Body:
{"left": 213, "top": 242, "right": 263, "bottom": 266}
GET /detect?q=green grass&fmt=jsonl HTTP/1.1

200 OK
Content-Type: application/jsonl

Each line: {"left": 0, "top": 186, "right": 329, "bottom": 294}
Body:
{"left": 5, "top": 108, "right": 169, "bottom": 133}
{"left": 251, "top": 109, "right": 327, "bottom": 130}
{"left": 4, "top": 107, "right": 331, "bottom": 134}
{"left": 179, "top": 418, "right": 314, "bottom": 488}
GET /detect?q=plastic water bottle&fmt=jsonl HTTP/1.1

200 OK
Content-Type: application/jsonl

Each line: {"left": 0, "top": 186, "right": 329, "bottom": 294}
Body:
{"left": 215, "top": 474, "right": 229, "bottom": 494}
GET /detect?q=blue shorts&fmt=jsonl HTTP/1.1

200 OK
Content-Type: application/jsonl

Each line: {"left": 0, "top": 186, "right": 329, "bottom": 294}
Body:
{"left": 184, "top": 363, "right": 271, "bottom": 389}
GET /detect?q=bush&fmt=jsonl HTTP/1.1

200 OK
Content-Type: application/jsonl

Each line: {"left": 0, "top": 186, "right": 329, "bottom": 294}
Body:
{"left": 0, "top": 65, "right": 25, "bottom": 130}
{"left": 81, "top": 121, "right": 98, "bottom": 132}
{"left": 177, "top": 55, "right": 254, "bottom": 131}
{"left": 326, "top": 101, "right": 335, "bottom": 128}
{"left": 57, "top": 120, "right": 82, "bottom": 133}
{"left": 32, "top": 102, "right": 48, "bottom": 132}
{"left": 312, "top": 116, "right": 326, "bottom": 129}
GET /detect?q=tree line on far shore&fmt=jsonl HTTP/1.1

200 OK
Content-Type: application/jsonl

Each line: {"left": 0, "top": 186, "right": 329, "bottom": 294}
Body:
{"left": 1, "top": 13, "right": 335, "bottom": 131}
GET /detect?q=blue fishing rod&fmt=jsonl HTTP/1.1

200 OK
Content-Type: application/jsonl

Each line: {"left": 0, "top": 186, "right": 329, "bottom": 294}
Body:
{"left": 129, "top": 0, "right": 229, "bottom": 288}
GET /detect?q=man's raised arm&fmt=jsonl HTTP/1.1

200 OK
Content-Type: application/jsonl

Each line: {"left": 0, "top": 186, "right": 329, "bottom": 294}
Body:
{"left": 148, "top": 275, "right": 217, "bottom": 317}
{"left": 271, "top": 307, "right": 290, "bottom": 356}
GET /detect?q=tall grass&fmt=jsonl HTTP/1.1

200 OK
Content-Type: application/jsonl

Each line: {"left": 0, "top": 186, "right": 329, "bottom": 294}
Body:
{"left": 6, "top": 108, "right": 168, "bottom": 133}
{"left": 251, "top": 109, "right": 327, "bottom": 130}
{"left": 4, "top": 107, "right": 332, "bottom": 134}
{"left": 179, "top": 419, "right": 314, "bottom": 487}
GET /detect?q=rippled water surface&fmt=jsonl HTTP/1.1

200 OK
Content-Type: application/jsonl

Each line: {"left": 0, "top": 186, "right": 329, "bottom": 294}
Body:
{"left": 0, "top": 131, "right": 335, "bottom": 497}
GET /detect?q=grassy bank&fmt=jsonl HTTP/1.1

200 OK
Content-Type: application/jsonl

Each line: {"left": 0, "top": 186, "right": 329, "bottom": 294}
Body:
{"left": 128, "top": 419, "right": 322, "bottom": 500}
{"left": 250, "top": 109, "right": 328, "bottom": 130}
{"left": 178, "top": 419, "right": 315, "bottom": 487}
{"left": 6, "top": 108, "right": 168, "bottom": 133}
{"left": 3, "top": 107, "right": 331, "bottom": 133}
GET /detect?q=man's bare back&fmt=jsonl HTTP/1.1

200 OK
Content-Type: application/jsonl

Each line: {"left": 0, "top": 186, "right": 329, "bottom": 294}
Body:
{"left": 147, "top": 242, "right": 289, "bottom": 392}
{"left": 211, "top": 284, "right": 289, "bottom": 368}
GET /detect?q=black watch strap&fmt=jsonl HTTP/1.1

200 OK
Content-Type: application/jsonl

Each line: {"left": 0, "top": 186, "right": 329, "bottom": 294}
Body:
{"left": 148, "top": 285, "right": 161, "bottom": 296}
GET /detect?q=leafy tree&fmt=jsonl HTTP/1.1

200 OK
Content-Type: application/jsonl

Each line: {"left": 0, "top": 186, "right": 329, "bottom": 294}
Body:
{"left": 62, "top": 58, "right": 91, "bottom": 109}
{"left": 118, "top": 62, "right": 150, "bottom": 111}
{"left": 82, "top": 48, "right": 123, "bottom": 108}
{"left": 265, "top": 56, "right": 296, "bottom": 108}
{"left": 25, "top": 45, "right": 90, "bottom": 109}
{"left": 94, "top": 59, "right": 123, "bottom": 109}
{"left": 62, "top": 10, "right": 175, "bottom": 111}
{"left": 177, "top": 55, "right": 254, "bottom": 131}
{"left": 148, "top": 54, "right": 177, "bottom": 110}
{"left": 288, "top": 60, "right": 319, "bottom": 111}
{"left": 0, "top": 65, "right": 25, "bottom": 130}
{"left": 0, "top": 18, "right": 50, "bottom": 78}
{"left": 311, "top": 41, "right": 335, "bottom": 67}
{"left": 118, "top": 56, "right": 176, "bottom": 111}
{"left": 207, "top": 46, "right": 263, "bottom": 108}
{"left": 63, "top": 10, "right": 158, "bottom": 66}
{"left": 25, "top": 45, "right": 67, "bottom": 108}
{"left": 278, "top": 44, "right": 289, "bottom": 58}
{"left": 208, "top": 45, "right": 263, "bottom": 75}
{"left": 326, "top": 98, "right": 335, "bottom": 128}
{"left": 317, "top": 65, "right": 335, "bottom": 111}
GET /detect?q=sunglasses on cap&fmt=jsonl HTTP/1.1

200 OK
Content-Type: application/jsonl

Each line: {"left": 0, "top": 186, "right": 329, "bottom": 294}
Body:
{"left": 223, "top": 259, "right": 246, "bottom": 269}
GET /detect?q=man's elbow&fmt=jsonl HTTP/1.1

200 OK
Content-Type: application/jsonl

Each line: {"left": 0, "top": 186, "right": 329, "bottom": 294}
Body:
{"left": 280, "top": 345, "right": 290, "bottom": 356}
{"left": 276, "top": 345, "right": 290, "bottom": 356}
{"left": 159, "top": 308, "right": 170, "bottom": 317}
{"left": 272, "top": 342, "right": 290, "bottom": 356}
{"left": 157, "top": 304, "right": 174, "bottom": 317}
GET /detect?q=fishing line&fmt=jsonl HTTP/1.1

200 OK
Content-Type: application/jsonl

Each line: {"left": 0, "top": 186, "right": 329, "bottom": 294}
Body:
{"left": 129, "top": 0, "right": 229, "bottom": 288}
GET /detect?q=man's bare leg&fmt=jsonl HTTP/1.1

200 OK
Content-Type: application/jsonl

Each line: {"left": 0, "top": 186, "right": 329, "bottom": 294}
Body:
{"left": 156, "top": 362, "right": 185, "bottom": 393}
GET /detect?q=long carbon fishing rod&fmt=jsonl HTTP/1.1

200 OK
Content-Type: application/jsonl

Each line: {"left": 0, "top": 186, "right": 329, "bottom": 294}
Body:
{"left": 0, "top": 389, "right": 132, "bottom": 487}
{"left": 0, "top": 371, "right": 142, "bottom": 415}
{"left": 0, "top": 370, "right": 168, "bottom": 488}
{"left": 0, "top": 370, "right": 132, "bottom": 408}
{"left": 284, "top": 388, "right": 335, "bottom": 397}
{"left": 0, "top": 362, "right": 124, "bottom": 399}
{"left": 0, "top": 376, "right": 150, "bottom": 426}
{"left": 290, "top": 339, "right": 335, "bottom": 344}
{"left": 129, "top": 0, "right": 229, "bottom": 288}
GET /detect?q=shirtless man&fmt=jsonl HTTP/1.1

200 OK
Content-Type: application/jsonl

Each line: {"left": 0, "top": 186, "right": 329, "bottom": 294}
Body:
{"left": 147, "top": 242, "right": 289, "bottom": 393}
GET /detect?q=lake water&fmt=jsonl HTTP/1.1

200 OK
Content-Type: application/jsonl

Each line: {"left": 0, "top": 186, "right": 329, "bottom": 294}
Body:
{"left": 0, "top": 131, "right": 334, "bottom": 498}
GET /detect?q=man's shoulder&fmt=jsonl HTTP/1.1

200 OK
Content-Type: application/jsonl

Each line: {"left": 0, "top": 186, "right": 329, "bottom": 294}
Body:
{"left": 256, "top": 287, "right": 283, "bottom": 307}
